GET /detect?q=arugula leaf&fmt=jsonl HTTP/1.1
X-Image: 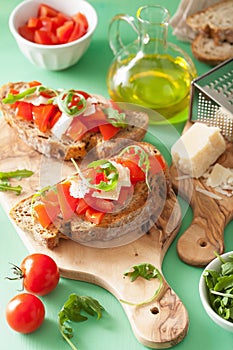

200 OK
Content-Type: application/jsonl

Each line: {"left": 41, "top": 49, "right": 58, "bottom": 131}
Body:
{"left": 203, "top": 252, "right": 233, "bottom": 322}
{"left": 102, "top": 107, "right": 127, "bottom": 128}
{"left": 120, "top": 263, "right": 164, "bottom": 306}
{"left": 0, "top": 183, "right": 22, "bottom": 195}
{"left": 51, "top": 90, "right": 86, "bottom": 117}
{"left": 58, "top": 293, "right": 105, "bottom": 350}
{"left": 0, "top": 169, "right": 34, "bottom": 180}
{"left": 87, "top": 159, "right": 119, "bottom": 191}
{"left": 2, "top": 85, "right": 56, "bottom": 104}
{"left": 0, "top": 169, "right": 33, "bottom": 195}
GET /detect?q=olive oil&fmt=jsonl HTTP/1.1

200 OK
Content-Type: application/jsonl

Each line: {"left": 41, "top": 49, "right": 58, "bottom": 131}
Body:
{"left": 107, "top": 53, "right": 194, "bottom": 118}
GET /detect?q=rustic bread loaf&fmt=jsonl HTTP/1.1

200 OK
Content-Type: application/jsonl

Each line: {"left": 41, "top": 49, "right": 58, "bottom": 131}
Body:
{"left": 191, "top": 33, "right": 233, "bottom": 65}
{"left": 186, "top": 0, "right": 233, "bottom": 45}
{"left": 0, "top": 82, "right": 149, "bottom": 161}
{"left": 9, "top": 142, "right": 171, "bottom": 249}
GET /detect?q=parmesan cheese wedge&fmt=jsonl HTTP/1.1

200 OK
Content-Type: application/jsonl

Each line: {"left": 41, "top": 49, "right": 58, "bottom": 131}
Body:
{"left": 171, "top": 122, "right": 226, "bottom": 178}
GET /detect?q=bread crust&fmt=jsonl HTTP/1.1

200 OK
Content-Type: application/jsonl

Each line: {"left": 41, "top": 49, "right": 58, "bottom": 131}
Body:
{"left": 186, "top": 0, "right": 233, "bottom": 44}
{"left": 191, "top": 34, "right": 233, "bottom": 65}
{"left": 0, "top": 82, "right": 149, "bottom": 160}
{"left": 9, "top": 142, "right": 171, "bottom": 249}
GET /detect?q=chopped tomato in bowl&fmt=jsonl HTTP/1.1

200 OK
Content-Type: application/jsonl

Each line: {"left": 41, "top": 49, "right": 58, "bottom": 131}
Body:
{"left": 9, "top": 0, "right": 98, "bottom": 70}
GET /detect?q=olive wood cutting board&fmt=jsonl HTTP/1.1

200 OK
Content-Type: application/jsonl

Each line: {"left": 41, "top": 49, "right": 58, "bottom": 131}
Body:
{"left": 0, "top": 118, "right": 188, "bottom": 349}
{"left": 170, "top": 121, "right": 233, "bottom": 267}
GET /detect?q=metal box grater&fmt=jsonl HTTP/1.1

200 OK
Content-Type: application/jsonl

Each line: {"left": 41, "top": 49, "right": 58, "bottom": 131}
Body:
{"left": 189, "top": 58, "right": 233, "bottom": 141}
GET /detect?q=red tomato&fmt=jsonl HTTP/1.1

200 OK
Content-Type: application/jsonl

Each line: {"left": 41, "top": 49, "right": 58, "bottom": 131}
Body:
{"left": 38, "top": 4, "right": 59, "bottom": 17}
{"left": 19, "top": 254, "right": 60, "bottom": 296}
{"left": 32, "top": 104, "right": 58, "bottom": 132}
{"left": 57, "top": 20, "right": 74, "bottom": 44}
{"left": 76, "top": 198, "right": 89, "bottom": 215}
{"left": 85, "top": 207, "right": 105, "bottom": 224}
{"left": 16, "top": 101, "right": 33, "bottom": 121}
{"left": 99, "top": 123, "right": 120, "bottom": 140}
{"left": 56, "top": 181, "right": 79, "bottom": 220}
{"left": 6, "top": 293, "right": 45, "bottom": 334}
{"left": 118, "top": 159, "right": 145, "bottom": 183}
{"left": 18, "top": 4, "right": 89, "bottom": 45}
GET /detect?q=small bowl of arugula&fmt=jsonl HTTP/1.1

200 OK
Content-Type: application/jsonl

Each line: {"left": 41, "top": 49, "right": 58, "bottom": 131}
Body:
{"left": 199, "top": 251, "right": 233, "bottom": 332}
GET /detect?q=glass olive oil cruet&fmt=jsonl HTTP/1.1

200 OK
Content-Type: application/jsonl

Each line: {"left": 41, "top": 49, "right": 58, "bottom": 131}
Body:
{"left": 107, "top": 5, "right": 197, "bottom": 121}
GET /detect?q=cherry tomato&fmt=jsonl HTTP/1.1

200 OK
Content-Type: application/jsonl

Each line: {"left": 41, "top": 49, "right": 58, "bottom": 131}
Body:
{"left": 20, "top": 254, "right": 60, "bottom": 296}
{"left": 6, "top": 293, "right": 45, "bottom": 334}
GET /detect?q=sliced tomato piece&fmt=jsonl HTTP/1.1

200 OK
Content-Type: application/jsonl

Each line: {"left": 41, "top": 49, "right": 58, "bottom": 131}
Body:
{"left": 32, "top": 104, "right": 58, "bottom": 133}
{"left": 27, "top": 17, "right": 41, "bottom": 29}
{"left": 65, "top": 117, "right": 88, "bottom": 141}
{"left": 68, "top": 21, "right": 87, "bottom": 42}
{"left": 33, "top": 203, "right": 53, "bottom": 228}
{"left": 149, "top": 154, "right": 166, "bottom": 174}
{"left": 16, "top": 101, "right": 33, "bottom": 121}
{"left": 18, "top": 25, "right": 35, "bottom": 42}
{"left": 75, "top": 90, "right": 91, "bottom": 99}
{"left": 57, "top": 182, "right": 79, "bottom": 220}
{"left": 72, "top": 12, "right": 89, "bottom": 31}
{"left": 85, "top": 207, "right": 105, "bottom": 224}
{"left": 119, "top": 159, "right": 145, "bottom": 184}
{"left": 57, "top": 20, "right": 74, "bottom": 44}
{"left": 49, "top": 109, "right": 62, "bottom": 129}
{"left": 39, "top": 16, "right": 54, "bottom": 32}
{"left": 28, "top": 81, "right": 42, "bottom": 87}
{"left": 76, "top": 198, "right": 89, "bottom": 215}
{"left": 38, "top": 4, "right": 59, "bottom": 17}
{"left": 85, "top": 195, "right": 114, "bottom": 213}
{"left": 99, "top": 123, "right": 120, "bottom": 140}
{"left": 34, "top": 29, "right": 58, "bottom": 45}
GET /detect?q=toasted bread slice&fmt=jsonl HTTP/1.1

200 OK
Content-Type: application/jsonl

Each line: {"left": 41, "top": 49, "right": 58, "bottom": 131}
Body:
{"left": 0, "top": 82, "right": 149, "bottom": 161}
{"left": 186, "top": 0, "right": 233, "bottom": 45}
{"left": 191, "top": 34, "right": 233, "bottom": 65}
{"left": 9, "top": 142, "right": 171, "bottom": 249}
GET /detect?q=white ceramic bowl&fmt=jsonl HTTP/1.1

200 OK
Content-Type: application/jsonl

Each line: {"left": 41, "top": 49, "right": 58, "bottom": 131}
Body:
{"left": 199, "top": 251, "right": 233, "bottom": 333}
{"left": 9, "top": 0, "right": 98, "bottom": 70}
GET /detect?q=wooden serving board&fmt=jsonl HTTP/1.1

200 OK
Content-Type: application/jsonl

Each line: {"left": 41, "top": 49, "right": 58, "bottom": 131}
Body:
{"left": 0, "top": 119, "right": 188, "bottom": 349}
{"left": 170, "top": 121, "right": 233, "bottom": 267}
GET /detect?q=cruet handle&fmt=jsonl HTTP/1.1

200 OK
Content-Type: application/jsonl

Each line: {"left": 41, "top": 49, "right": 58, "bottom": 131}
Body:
{"left": 108, "top": 14, "right": 139, "bottom": 55}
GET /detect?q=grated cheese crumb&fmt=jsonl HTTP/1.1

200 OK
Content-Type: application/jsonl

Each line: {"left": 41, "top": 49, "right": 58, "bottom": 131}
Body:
{"left": 69, "top": 178, "right": 90, "bottom": 198}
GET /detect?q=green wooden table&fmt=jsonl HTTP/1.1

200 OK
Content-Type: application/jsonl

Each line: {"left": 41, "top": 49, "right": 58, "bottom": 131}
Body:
{"left": 0, "top": 1, "right": 232, "bottom": 349}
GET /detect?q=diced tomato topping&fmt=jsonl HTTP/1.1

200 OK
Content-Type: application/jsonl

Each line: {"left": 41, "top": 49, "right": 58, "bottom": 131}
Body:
{"left": 72, "top": 12, "right": 88, "bottom": 31}
{"left": 76, "top": 198, "right": 89, "bottom": 215}
{"left": 34, "top": 29, "right": 58, "bottom": 45}
{"left": 85, "top": 207, "right": 105, "bottom": 225}
{"left": 56, "top": 182, "right": 79, "bottom": 220}
{"left": 94, "top": 172, "right": 108, "bottom": 185}
{"left": 16, "top": 101, "right": 33, "bottom": 121}
{"left": 18, "top": 4, "right": 88, "bottom": 45}
{"left": 27, "top": 17, "right": 41, "bottom": 29}
{"left": 65, "top": 117, "right": 88, "bottom": 141}
{"left": 56, "top": 20, "right": 74, "bottom": 44}
{"left": 49, "top": 110, "right": 62, "bottom": 129}
{"left": 28, "top": 81, "right": 42, "bottom": 87}
{"left": 38, "top": 4, "right": 59, "bottom": 18}
{"left": 68, "top": 21, "right": 86, "bottom": 42}
{"left": 99, "top": 123, "right": 120, "bottom": 141}
{"left": 33, "top": 203, "right": 52, "bottom": 228}
{"left": 18, "top": 25, "right": 35, "bottom": 42}
{"left": 119, "top": 159, "right": 145, "bottom": 184}
{"left": 32, "top": 104, "right": 58, "bottom": 133}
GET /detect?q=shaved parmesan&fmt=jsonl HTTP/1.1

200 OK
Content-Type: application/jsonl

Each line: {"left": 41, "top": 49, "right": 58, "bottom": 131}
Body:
{"left": 203, "top": 163, "right": 233, "bottom": 197}
{"left": 195, "top": 185, "right": 223, "bottom": 200}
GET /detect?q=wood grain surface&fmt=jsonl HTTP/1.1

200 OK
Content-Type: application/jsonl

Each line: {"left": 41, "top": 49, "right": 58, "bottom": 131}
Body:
{"left": 170, "top": 122, "right": 233, "bottom": 267}
{"left": 0, "top": 118, "right": 188, "bottom": 349}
